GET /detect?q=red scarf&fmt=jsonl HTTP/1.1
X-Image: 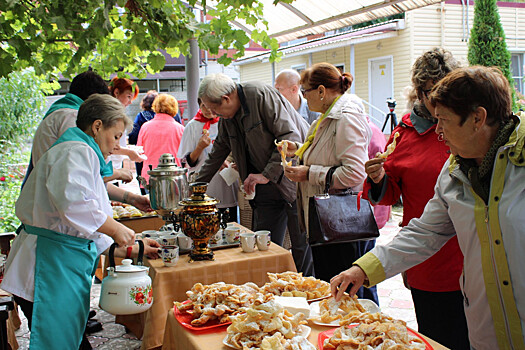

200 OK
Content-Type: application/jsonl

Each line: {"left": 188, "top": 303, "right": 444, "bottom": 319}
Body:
{"left": 193, "top": 110, "right": 220, "bottom": 130}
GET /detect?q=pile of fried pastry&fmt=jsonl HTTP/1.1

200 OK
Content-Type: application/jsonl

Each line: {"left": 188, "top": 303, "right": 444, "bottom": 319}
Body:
{"left": 174, "top": 282, "right": 262, "bottom": 326}
{"left": 323, "top": 312, "right": 427, "bottom": 350}
{"left": 315, "top": 295, "right": 367, "bottom": 324}
{"left": 174, "top": 272, "right": 332, "bottom": 327}
{"left": 111, "top": 202, "right": 156, "bottom": 219}
{"left": 260, "top": 271, "right": 331, "bottom": 300}
{"left": 225, "top": 294, "right": 314, "bottom": 350}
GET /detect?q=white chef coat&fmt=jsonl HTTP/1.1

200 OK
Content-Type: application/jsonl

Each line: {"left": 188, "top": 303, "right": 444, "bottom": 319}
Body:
{"left": 1, "top": 141, "right": 114, "bottom": 301}
{"left": 177, "top": 119, "right": 237, "bottom": 208}
{"left": 31, "top": 108, "right": 78, "bottom": 165}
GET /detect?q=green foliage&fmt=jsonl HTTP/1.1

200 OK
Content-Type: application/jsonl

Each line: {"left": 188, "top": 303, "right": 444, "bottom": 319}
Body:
{"left": 0, "top": 69, "right": 56, "bottom": 143}
{"left": 352, "top": 13, "right": 404, "bottom": 30}
{"left": 0, "top": 144, "right": 27, "bottom": 233}
{"left": 0, "top": 0, "right": 288, "bottom": 79}
{"left": 0, "top": 69, "right": 54, "bottom": 232}
{"left": 468, "top": 0, "right": 517, "bottom": 110}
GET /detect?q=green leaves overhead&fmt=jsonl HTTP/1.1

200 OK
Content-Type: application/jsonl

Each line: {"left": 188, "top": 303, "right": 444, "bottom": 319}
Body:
{"left": 0, "top": 0, "right": 286, "bottom": 79}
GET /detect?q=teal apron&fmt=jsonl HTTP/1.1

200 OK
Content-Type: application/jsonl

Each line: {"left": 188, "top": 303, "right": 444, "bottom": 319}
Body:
{"left": 24, "top": 224, "right": 97, "bottom": 349}
{"left": 21, "top": 126, "right": 112, "bottom": 348}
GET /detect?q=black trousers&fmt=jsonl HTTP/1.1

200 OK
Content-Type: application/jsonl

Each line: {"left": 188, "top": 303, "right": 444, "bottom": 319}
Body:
{"left": 13, "top": 295, "right": 92, "bottom": 350}
{"left": 251, "top": 183, "right": 314, "bottom": 276}
{"left": 219, "top": 206, "right": 238, "bottom": 224}
{"left": 311, "top": 240, "right": 379, "bottom": 305}
{"left": 411, "top": 288, "right": 470, "bottom": 350}
{"left": 135, "top": 162, "right": 147, "bottom": 195}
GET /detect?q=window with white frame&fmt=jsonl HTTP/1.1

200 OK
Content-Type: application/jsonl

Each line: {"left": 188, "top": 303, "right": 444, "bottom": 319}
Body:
{"left": 334, "top": 64, "right": 345, "bottom": 74}
{"left": 511, "top": 53, "right": 524, "bottom": 93}
{"left": 291, "top": 64, "right": 306, "bottom": 74}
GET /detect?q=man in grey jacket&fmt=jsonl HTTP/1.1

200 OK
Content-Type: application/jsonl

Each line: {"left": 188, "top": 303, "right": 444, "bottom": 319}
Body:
{"left": 196, "top": 73, "right": 313, "bottom": 276}
{"left": 275, "top": 69, "right": 320, "bottom": 125}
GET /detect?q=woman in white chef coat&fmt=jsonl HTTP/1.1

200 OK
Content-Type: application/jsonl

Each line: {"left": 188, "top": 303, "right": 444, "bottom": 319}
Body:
{"left": 1, "top": 94, "right": 159, "bottom": 349}
{"left": 177, "top": 98, "right": 238, "bottom": 222}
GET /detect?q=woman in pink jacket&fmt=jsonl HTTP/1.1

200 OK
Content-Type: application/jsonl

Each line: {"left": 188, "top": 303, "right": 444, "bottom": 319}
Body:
{"left": 138, "top": 94, "right": 185, "bottom": 182}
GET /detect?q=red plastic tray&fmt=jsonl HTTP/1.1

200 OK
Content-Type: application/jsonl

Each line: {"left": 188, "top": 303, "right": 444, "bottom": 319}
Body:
{"left": 317, "top": 325, "right": 433, "bottom": 350}
{"left": 173, "top": 300, "right": 232, "bottom": 331}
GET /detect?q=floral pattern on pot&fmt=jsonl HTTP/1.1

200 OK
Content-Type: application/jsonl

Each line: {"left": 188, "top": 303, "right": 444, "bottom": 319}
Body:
{"left": 129, "top": 285, "right": 153, "bottom": 306}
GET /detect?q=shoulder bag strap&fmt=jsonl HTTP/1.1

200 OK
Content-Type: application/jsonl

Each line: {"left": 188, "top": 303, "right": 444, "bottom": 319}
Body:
{"left": 324, "top": 166, "right": 338, "bottom": 194}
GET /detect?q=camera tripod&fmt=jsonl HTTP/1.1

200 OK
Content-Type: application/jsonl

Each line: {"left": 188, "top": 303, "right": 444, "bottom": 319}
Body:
{"left": 381, "top": 98, "right": 398, "bottom": 134}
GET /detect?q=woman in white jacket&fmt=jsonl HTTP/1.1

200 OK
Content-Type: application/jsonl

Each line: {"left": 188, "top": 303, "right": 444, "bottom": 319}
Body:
{"left": 2, "top": 94, "right": 159, "bottom": 349}
{"left": 331, "top": 66, "right": 525, "bottom": 350}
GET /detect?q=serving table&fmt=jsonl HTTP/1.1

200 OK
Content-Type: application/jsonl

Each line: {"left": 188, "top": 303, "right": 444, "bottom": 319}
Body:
{"left": 115, "top": 223, "right": 297, "bottom": 350}
{"left": 162, "top": 310, "right": 449, "bottom": 350}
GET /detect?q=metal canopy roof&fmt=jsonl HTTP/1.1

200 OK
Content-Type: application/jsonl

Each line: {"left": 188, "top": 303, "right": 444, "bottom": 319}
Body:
{"left": 203, "top": 0, "right": 443, "bottom": 43}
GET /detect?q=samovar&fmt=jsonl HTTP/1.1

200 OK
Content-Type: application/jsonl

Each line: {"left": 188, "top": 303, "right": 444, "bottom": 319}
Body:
{"left": 138, "top": 154, "right": 227, "bottom": 262}
{"left": 137, "top": 153, "right": 189, "bottom": 221}
{"left": 179, "top": 182, "right": 227, "bottom": 262}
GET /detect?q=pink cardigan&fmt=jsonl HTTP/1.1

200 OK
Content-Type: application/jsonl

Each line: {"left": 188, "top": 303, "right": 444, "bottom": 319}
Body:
{"left": 137, "top": 113, "right": 185, "bottom": 182}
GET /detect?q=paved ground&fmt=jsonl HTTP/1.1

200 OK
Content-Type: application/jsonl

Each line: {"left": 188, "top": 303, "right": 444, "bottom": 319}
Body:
{"left": 14, "top": 172, "right": 416, "bottom": 348}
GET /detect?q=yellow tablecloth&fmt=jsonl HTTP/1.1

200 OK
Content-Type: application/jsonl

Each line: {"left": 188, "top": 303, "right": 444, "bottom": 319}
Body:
{"left": 162, "top": 309, "right": 449, "bottom": 350}
{"left": 116, "top": 224, "right": 297, "bottom": 350}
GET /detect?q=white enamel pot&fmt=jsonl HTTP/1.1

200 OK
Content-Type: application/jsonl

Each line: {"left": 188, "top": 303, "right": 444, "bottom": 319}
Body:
{"left": 99, "top": 240, "right": 153, "bottom": 315}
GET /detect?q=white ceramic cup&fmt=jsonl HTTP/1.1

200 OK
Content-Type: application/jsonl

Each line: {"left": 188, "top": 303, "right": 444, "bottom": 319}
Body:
{"left": 158, "top": 235, "right": 177, "bottom": 246}
{"left": 240, "top": 233, "right": 256, "bottom": 253}
{"left": 255, "top": 230, "right": 271, "bottom": 251}
{"left": 240, "top": 184, "right": 256, "bottom": 200}
{"left": 158, "top": 245, "right": 179, "bottom": 267}
{"left": 224, "top": 226, "right": 241, "bottom": 244}
{"left": 142, "top": 230, "right": 159, "bottom": 238}
{"left": 176, "top": 233, "right": 193, "bottom": 250}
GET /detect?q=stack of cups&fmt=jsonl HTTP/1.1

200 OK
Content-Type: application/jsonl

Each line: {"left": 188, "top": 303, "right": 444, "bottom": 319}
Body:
{"left": 240, "top": 230, "right": 271, "bottom": 253}
{"left": 154, "top": 231, "right": 179, "bottom": 267}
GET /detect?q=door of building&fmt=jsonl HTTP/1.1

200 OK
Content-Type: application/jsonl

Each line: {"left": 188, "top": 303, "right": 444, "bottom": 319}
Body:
{"left": 369, "top": 56, "right": 393, "bottom": 133}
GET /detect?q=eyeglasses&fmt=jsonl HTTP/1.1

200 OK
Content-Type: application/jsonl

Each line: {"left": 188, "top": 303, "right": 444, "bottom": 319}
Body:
{"left": 300, "top": 86, "right": 317, "bottom": 95}
{"left": 422, "top": 88, "right": 432, "bottom": 99}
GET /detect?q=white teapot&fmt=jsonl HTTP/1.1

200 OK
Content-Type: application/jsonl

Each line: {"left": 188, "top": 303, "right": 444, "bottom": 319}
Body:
{"left": 99, "top": 240, "right": 153, "bottom": 315}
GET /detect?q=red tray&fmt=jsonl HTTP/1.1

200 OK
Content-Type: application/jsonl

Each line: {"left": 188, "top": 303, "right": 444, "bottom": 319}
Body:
{"left": 317, "top": 325, "right": 433, "bottom": 350}
{"left": 173, "top": 301, "right": 232, "bottom": 331}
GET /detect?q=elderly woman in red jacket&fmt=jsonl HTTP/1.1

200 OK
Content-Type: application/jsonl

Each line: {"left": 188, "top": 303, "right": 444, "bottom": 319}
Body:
{"left": 362, "top": 48, "right": 469, "bottom": 349}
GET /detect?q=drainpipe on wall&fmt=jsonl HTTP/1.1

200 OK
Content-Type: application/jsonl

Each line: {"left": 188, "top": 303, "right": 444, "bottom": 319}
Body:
{"left": 271, "top": 62, "right": 276, "bottom": 86}
{"left": 308, "top": 53, "right": 312, "bottom": 67}
{"left": 461, "top": 0, "right": 465, "bottom": 42}
{"left": 350, "top": 44, "right": 355, "bottom": 94}
{"left": 441, "top": 2, "right": 445, "bottom": 47}
{"left": 466, "top": 0, "right": 470, "bottom": 42}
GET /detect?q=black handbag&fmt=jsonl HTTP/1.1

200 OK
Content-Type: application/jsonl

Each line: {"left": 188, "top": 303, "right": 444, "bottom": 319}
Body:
{"left": 308, "top": 167, "right": 380, "bottom": 246}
